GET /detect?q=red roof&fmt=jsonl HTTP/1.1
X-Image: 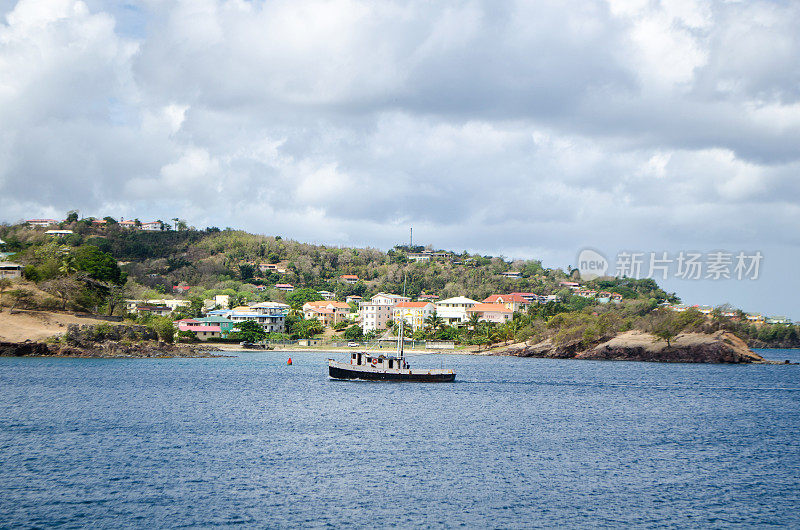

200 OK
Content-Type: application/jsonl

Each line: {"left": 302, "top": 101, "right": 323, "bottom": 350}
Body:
{"left": 483, "top": 294, "right": 529, "bottom": 304}
{"left": 395, "top": 302, "right": 432, "bottom": 308}
{"left": 340, "top": 274, "right": 359, "bottom": 279}
{"left": 305, "top": 301, "right": 349, "bottom": 309}
{"left": 468, "top": 303, "right": 512, "bottom": 313}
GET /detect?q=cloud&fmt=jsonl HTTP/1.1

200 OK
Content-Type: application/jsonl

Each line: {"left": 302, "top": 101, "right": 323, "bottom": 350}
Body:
{"left": 1, "top": 0, "right": 799, "bottom": 315}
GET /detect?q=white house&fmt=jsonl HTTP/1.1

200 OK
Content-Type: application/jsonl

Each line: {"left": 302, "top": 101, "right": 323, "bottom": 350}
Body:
{"left": 317, "top": 290, "right": 335, "bottom": 300}
{"left": 275, "top": 283, "right": 294, "bottom": 292}
{"left": 140, "top": 221, "right": 162, "bottom": 231}
{"left": 359, "top": 293, "right": 410, "bottom": 332}
{"left": 435, "top": 296, "right": 479, "bottom": 325}
{"left": 0, "top": 262, "right": 22, "bottom": 279}
{"left": 27, "top": 219, "right": 57, "bottom": 227}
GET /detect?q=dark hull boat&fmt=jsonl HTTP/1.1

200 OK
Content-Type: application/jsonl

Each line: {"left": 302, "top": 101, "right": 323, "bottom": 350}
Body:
{"left": 328, "top": 355, "right": 455, "bottom": 382}
{"left": 328, "top": 235, "right": 455, "bottom": 383}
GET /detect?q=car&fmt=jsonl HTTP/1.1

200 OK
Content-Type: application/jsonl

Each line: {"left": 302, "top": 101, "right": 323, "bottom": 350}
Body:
{"left": 347, "top": 342, "right": 359, "bottom": 347}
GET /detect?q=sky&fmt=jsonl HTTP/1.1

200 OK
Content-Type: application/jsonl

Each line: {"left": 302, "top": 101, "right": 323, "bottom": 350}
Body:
{"left": 1, "top": 0, "right": 798, "bottom": 318}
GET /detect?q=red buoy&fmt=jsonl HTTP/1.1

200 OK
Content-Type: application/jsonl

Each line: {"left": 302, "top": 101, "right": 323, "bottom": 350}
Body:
{"left": 287, "top": 357, "right": 292, "bottom": 365}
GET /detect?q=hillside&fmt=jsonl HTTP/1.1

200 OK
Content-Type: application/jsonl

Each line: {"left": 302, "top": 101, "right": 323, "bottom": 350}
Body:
{"left": 1, "top": 219, "right": 797, "bottom": 351}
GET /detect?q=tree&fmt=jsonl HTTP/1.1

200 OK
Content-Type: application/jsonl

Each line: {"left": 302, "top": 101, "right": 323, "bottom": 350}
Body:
{"left": 72, "top": 246, "right": 124, "bottom": 284}
{"left": 286, "top": 287, "right": 322, "bottom": 310}
{"left": 66, "top": 210, "right": 79, "bottom": 223}
{"left": 239, "top": 263, "right": 255, "bottom": 281}
{"left": 103, "top": 216, "right": 118, "bottom": 225}
{"left": 344, "top": 324, "right": 363, "bottom": 340}
{"left": 149, "top": 316, "right": 175, "bottom": 343}
{"left": 8, "top": 289, "right": 33, "bottom": 314}
{"left": 41, "top": 277, "right": 81, "bottom": 311}
{"left": 235, "top": 320, "right": 267, "bottom": 343}
{"left": 424, "top": 311, "right": 444, "bottom": 332}
{"left": 0, "top": 278, "right": 12, "bottom": 312}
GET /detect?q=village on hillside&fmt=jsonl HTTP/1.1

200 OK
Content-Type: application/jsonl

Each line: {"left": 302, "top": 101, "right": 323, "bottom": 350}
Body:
{"left": 0, "top": 217, "right": 794, "bottom": 348}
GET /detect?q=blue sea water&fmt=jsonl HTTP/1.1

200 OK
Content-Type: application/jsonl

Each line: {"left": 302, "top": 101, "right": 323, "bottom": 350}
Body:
{"left": 1, "top": 350, "right": 799, "bottom": 528}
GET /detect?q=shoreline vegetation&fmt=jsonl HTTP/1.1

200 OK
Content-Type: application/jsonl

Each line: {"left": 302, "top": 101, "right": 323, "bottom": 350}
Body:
{"left": 0, "top": 219, "right": 797, "bottom": 363}
{"left": 0, "top": 312, "right": 790, "bottom": 364}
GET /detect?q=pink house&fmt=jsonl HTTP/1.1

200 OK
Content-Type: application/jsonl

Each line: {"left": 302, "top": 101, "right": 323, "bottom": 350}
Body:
{"left": 467, "top": 303, "right": 513, "bottom": 323}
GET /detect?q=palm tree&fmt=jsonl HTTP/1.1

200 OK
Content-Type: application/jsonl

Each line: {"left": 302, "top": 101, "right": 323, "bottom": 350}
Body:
{"left": 424, "top": 311, "right": 444, "bottom": 332}
{"left": 467, "top": 312, "right": 481, "bottom": 331}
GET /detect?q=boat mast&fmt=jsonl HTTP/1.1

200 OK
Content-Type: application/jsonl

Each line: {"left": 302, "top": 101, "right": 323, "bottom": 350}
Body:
{"left": 398, "top": 227, "right": 411, "bottom": 360}
{"left": 398, "top": 273, "right": 406, "bottom": 359}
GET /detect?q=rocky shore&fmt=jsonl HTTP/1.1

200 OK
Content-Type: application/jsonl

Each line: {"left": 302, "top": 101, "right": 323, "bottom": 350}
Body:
{"left": 0, "top": 323, "right": 225, "bottom": 358}
{"left": 0, "top": 340, "right": 222, "bottom": 358}
{"left": 498, "top": 330, "right": 777, "bottom": 364}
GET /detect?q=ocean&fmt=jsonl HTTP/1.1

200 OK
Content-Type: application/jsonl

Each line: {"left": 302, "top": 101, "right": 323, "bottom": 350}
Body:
{"left": 1, "top": 349, "right": 798, "bottom": 528}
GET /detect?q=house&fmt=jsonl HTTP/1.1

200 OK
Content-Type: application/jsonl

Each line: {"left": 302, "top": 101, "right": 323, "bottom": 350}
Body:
{"left": 393, "top": 302, "right": 436, "bottom": 331}
{"left": 435, "top": 296, "right": 479, "bottom": 325}
{"left": 467, "top": 303, "right": 513, "bottom": 323}
{"left": 45, "top": 230, "right": 73, "bottom": 236}
{"left": 418, "top": 293, "right": 439, "bottom": 302}
{"left": 359, "top": 293, "right": 410, "bottom": 332}
{"left": 91, "top": 219, "right": 107, "bottom": 227}
{"left": 225, "top": 305, "right": 286, "bottom": 333}
{"left": 127, "top": 299, "right": 190, "bottom": 313}
{"left": 196, "top": 316, "right": 235, "bottom": 333}
{"left": 27, "top": 219, "right": 57, "bottom": 227}
{"left": 147, "top": 299, "right": 190, "bottom": 311}
{"left": 340, "top": 274, "right": 359, "bottom": 284}
{"left": 499, "top": 271, "right": 522, "bottom": 279}
{"left": 482, "top": 294, "right": 530, "bottom": 313}
{"left": 133, "top": 305, "right": 173, "bottom": 317}
{"left": 345, "top": 295, "right": 362, "bottom": 304}
{"left": 176, "top": 319, "right": 223, "bottom": 341}
{"left": 408, "top": 253, "right": 431, "bottom": 262}
{"left": 259, "top": 263, "right": 288, "bottom": 274}
{"left": 317, "top": 290, "right": 335, "bottom": 300}
{"left": 140, "top": 221, "right": 162, "bottom": 231}
{"left": 766, "top": 316, "right": 793, "bottom": 325}
{"left": 275, "top": 283, "right": 294, "bottom": 292}
{"left": 303, "top": 301, "right": 351, "bottom": 327}
{"left": 746, "top": 313, "right": 765, "bottom": 323}
{"left": 202, "top": 294, "right": 230, "bottom": 310}
{"left": 172, "top": 286, "right": 192, "bottom": 295}
{"left": 510, "top": 292, "right": 539, "bottom": 303}
{"left": 0, "top": 262, "right": 22, "bottom": 279}
{"left": 559, "top": 281, "right": 581, "bottom": 289}
{"left": 119, "top": 220, "right": 136, "bottom": 229}
{"left": 250, "top": 301, "right": 290, "bottom": 314}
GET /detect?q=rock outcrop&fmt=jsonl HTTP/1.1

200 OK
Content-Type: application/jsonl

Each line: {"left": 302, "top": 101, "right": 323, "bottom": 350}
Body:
{"left": 500, "top": 330, "right": 767, "bottom": 364}
{"left": 0, "top": 340, "right": 220, "bottom": 358}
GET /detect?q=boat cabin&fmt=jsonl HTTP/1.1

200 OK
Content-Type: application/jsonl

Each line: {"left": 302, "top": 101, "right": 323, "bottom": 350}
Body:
{"left": 351, "top": 352, "right": 408, "bottom": 370}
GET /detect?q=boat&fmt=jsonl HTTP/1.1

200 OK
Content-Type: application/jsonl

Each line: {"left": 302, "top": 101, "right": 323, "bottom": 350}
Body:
{"left": 328, "top": 273, "right": 455, "bottom": 382}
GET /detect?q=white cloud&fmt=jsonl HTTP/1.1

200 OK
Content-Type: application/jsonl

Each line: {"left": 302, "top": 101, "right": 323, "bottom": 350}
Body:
{"left": 1, "top": 0, "right": 800, "bottom": 315}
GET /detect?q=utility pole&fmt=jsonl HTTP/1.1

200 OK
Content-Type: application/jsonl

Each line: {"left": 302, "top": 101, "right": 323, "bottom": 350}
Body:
{"left": 410, "top": 227, "right": 413, "bottom": 248}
